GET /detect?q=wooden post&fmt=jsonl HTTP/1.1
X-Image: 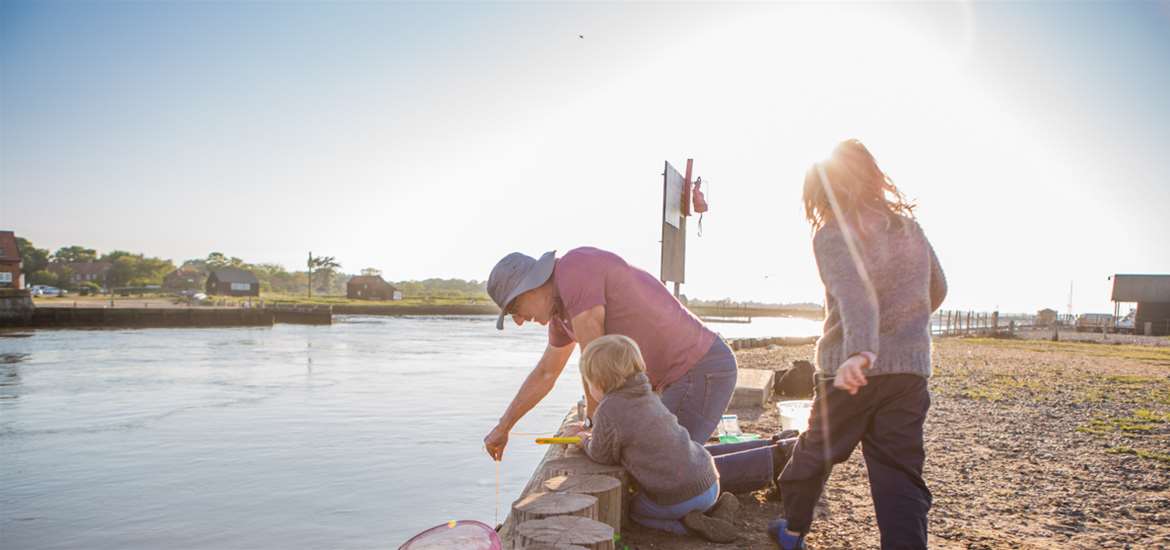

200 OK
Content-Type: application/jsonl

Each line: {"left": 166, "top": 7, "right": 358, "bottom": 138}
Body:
{"left": 512, "top": 492, "right": 598, "bottom": 525}
{"left": 966, "top": 311, "right": 972, "bottom": 335}
{"left": 542, "top": 455, "right": 630, "bottom": 526}
{"left": 544, "top": 474, "right": 622, "bottom": 534}
{"left": 517, "top": 517, "right": 614, "bottom": 550}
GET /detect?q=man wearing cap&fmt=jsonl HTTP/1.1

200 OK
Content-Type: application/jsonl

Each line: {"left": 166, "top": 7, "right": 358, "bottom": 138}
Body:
{"left": 482, "top": 246, "right": 738, "bottom": 461}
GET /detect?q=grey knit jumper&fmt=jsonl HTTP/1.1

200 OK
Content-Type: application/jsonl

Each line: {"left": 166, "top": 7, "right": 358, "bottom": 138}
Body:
{"left": 585, "top": 372, "right": 718, "bottom": 505}
{"left": 813, "top": 213, "right": 947, "bottom": 379}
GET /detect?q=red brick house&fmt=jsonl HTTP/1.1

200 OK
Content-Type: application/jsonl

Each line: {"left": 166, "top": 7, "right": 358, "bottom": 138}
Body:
{"left": 0, "top": 231, "right": 23, "bottom": 289}
{"left": 49, "top": 261, "right": 113, "bottom": 288}
{"left": 346, "top": 275, "right": 400, "bottom": 300}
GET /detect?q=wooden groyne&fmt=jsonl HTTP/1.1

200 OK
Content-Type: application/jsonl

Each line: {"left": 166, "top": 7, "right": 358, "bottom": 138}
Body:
{"left": 688, "top": 304, "right": 822, "bottom": 320}
{"left": 331, "top": 303, "right": 500, "bottom": 316}
{"left": 499, "top": 404, "right": 627, "bottom": 549}
{"left": 728, "top": 335, "right": 818, "bottom": 350}
{"left": 267, "top": 304, "right": 333, "bottom": 325}
{"left": 5, "top": 307, "right": 275, "bottom": 329}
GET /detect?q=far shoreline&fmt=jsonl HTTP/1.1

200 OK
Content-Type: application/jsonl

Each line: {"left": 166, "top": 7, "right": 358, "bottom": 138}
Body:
{"left": 31, "top": 295, "right": 825, "bottom": 320}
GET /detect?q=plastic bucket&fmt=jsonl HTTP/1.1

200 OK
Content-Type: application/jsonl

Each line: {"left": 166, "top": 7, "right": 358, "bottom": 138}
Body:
{"left": 777, "top": 400, "right": 813, "bottom": 432}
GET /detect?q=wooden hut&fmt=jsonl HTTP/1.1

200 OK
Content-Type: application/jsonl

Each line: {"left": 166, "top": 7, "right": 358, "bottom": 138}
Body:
{"left": 1035, "top": 308, "right": 1058, "bottom": 327}
{"left": 206, "top": 267, "right": 260, "bottom": 297}
{"left": 346, "top": 275, "right": 400, "bottom": 300}
{"left": 1111, "top": 274, "right": 1170, "bottom": 336}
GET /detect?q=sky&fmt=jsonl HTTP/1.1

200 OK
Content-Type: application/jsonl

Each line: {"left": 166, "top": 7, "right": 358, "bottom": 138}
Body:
{"left": 2, "top": 1, "right": 1168, "bottom": 314}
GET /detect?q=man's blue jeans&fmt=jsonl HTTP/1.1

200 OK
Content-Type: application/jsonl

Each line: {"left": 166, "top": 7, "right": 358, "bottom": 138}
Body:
{"left": 659, "top": 337, "right": 737, "bottom": 443}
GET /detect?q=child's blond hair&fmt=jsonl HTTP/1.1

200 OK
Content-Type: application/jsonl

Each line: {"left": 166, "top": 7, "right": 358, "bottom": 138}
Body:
{"left": 580, "top": 334, "right": 647, "bottom": 393}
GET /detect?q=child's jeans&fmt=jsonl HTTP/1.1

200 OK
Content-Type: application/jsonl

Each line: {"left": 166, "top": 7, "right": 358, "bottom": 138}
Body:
{"left": 778, "top": 373, "right": 932, "bottom": 550}
{"left": 629, "top": 481, "right": 719, "bottom": 535}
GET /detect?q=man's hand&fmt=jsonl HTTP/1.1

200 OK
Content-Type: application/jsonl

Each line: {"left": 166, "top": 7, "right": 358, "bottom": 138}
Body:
{"left": 833, "top": 353, "right": 874, "bottom": 395}
{"left": 484, "top": 423, "right": 509, "bottom": 461}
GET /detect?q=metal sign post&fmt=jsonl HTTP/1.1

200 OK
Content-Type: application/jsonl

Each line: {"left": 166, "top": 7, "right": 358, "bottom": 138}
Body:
{"left": 660, "top": 159, "right": 693, "bottom": 298}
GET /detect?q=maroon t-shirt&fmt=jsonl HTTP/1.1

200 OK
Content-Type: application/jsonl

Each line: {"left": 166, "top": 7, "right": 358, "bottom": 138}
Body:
{"left": 548, "top": 247, "right": 717, "bottom": 390}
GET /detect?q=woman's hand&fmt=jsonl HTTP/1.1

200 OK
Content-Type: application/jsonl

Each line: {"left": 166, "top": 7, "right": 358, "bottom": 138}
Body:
{"left": 833, "top": 353, "right": 874, "bottom": 395}
{"left": 484, "top": 423, "right": 509, "bottom": 461}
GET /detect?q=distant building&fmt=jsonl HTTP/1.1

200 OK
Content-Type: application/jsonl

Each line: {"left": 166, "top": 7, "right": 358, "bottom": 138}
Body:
{"left": 1111, "top": 274, "right": 1170, "bottom": 336}
{"left": 346, "top": 275, "right": 400, "bottom": 300}
{"left": 1035, "top": 308, "right": 1058, "bottom": 327}
{"left": 0, "top": 231, "right": 23, "bottom": 289}
{"left": 163, "top": 267, "right": 205, "bottom": 291}
{"left": 49, "top": 261, "right": 112, "bottom": 288}
{"left": 206, "top": 267, "right": 260, "bottom": 297}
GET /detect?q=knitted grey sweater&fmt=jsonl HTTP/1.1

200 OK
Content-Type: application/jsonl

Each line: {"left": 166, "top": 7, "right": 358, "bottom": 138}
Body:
{"left": 813, "top": 213, "right": 947, "bottom": 379}
{"left": 585, "top": 372, "right": 717, "bottom": 505}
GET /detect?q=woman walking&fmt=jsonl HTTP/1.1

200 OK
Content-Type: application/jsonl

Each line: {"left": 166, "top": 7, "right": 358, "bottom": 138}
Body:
{"left": 771, "top": 140, "right": 947, "bottom": 550}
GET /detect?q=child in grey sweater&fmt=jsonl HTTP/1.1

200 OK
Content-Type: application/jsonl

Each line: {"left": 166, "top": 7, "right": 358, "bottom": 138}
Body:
{"left": 562, "top": 334, "right": 738, "bottom": 542}
{"left": 770, "top": 140, "right": 947, "bottom": 550}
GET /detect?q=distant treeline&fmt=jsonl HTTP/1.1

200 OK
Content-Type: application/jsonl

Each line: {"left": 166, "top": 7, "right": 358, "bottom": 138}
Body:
{"left": 15, "top": 237, "right": 489, "bottom": 299}
{"left": 16, "top": 238, "right": 805, "bottom": 306}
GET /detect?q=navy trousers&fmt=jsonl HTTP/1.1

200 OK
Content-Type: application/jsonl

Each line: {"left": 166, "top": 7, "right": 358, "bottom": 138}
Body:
{"left": 778, "top": 373, "right": 932, "bottom": 550}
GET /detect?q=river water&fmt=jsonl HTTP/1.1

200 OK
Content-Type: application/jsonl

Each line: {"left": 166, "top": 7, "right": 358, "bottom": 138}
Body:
{"left": 0, "top": 314, "right": 820, "bottom": 548}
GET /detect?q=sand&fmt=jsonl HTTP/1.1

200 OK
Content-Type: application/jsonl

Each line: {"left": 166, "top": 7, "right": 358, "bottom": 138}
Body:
{"left": 621, "top": 336, "right": 1170, "bottom": 549}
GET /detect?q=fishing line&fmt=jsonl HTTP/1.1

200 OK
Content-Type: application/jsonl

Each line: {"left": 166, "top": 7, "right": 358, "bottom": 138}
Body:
{"left": 489, "top": 430, "right": 561, "bottom": 528}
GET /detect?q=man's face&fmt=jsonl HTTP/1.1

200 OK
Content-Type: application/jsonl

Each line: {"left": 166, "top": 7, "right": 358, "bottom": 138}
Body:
{"left": 508, "top": 286, "right": 553, "bottom": 327}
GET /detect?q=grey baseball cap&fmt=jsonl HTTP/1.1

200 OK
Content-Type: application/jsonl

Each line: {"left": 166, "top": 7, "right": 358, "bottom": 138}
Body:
{"left": 488, "top": 250, "right": 556, "bottom": 330}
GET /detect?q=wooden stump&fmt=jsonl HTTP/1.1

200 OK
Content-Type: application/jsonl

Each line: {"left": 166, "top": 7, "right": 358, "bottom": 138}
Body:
{"left": 542, "top": 475, "right": 621, "bottom": 533}
{"left": 512, "top": 491, "right": 598, "bottom": 525}
{"left": 516, "top": 517, "right": 614, "bottom": 550}
{"left": 542, "top": 456, "right": 627, "bottom": 486}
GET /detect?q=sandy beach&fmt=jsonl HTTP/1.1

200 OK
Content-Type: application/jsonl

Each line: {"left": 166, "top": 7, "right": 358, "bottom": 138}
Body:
{"left": 623, "top": 337, "right": 1170, "bottom": 549}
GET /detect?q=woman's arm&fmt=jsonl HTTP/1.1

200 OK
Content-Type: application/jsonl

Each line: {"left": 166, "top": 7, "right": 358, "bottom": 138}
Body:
{"left": 927, "top": 239, "right": 948, "bottom": 312}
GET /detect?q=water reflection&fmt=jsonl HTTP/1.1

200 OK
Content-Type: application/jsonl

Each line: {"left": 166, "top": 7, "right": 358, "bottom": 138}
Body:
{"left": 0, "top": 314, "right": 822, "bottom": 549}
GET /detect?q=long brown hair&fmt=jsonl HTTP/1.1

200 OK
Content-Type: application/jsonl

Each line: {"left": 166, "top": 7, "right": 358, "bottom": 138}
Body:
{"left": 802, "top": 139, "right": 916, "bottom": 234}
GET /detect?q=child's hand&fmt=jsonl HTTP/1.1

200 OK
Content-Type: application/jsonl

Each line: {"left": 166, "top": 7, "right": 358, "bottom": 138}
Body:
{"left": 560, "top": 423, "right": 585, "bottom": 437}
{"left": 574, "top": 432, "right": 591, "bottom": 450}
{"left": 833, "top": 353, "right": 874, "bottom": 395}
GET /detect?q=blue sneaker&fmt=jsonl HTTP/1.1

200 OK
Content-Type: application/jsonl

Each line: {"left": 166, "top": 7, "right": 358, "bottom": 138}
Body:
{"left": 767, "top": 518, "right": 807, "bottom": 550}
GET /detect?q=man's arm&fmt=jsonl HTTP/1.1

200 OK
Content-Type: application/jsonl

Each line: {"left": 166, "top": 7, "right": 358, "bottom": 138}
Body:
{"left": 571, "top": 304, "right": 606, "bottom": 418}
{"left": 483, "top": 342, "right": 575, "bottom": 460}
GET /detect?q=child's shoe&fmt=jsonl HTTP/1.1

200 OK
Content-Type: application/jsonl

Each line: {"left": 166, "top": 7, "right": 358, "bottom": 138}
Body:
{"left": 682, "top": 510, "right": 739, "bottom": 543}
{"left": 707, "top": 492, "right": 739, "bottom": 523}
{"left": 767, "top": 518, "right": 807, "bottom": 549}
